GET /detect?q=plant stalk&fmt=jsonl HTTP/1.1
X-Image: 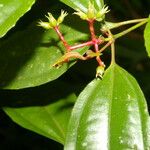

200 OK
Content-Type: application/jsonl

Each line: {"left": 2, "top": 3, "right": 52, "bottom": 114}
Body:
{"left": 54, "top": 26, "right": 71, "bottom": 51}
{"left": 114, "top": 19, "right": 148, "bottom": 39}
{"left": 88, "top": 19, "right": 104, "bottom": 66}
{"left": 99, "top": 41, "right": 112, "bottom": 53}
{"left": 111, "top": 42, "right": 115, "bottom": 64}
{"left": 107, "top": 18, "right": 148, "bottom": 30}
{"left": 69, "top": 41, "right": 94, "bottom": 50}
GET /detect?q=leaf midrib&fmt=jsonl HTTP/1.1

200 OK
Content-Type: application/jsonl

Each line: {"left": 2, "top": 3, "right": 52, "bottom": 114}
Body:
{"left": 43, "top": 106, "right": 65, "bottom": 143}
{"left": 5, "top": 109, "right": 63, "bottom": 144}
{"left": 107, "top": 64, "right": 115, "bottom": 150}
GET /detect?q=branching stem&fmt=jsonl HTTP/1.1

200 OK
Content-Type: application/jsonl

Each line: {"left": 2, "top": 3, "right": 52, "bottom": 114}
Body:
{"left": 54, "top": 25, "right": 104, "bottom": 52}
{"left": 52, "top": 16, "right": 148, "bottom": 69}
{"left": 88, "top": 19, "right": 104, "bottom": 66}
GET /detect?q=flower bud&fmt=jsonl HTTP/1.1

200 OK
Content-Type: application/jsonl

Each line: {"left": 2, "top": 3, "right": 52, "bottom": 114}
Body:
{"left": 46, "top": 13, "right": 57, "bottom": 27}
{"left": 57, "top": 10, "right": 68, "bottom": 24}
{"left": 74, "top": 9, "right": 88, "bottom": 20}
{"left": 96, "top": 5, "right": 110, "bottom": 21}
{"left": 74, "top": 3, "right": 110, "bottom": 22}
{"left": 96, "top": 65, "right": 105, "bottom": 78}
{"left": 38, "top": 21, "right": 52, "bottom": 29}
{"left": 87, "top": 2, "right": 95, "bottom": 19}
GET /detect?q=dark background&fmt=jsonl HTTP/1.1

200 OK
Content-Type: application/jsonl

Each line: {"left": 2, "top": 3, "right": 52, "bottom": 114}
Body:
{"left": 0, "top": 0, "right": 150, "bottom": 149}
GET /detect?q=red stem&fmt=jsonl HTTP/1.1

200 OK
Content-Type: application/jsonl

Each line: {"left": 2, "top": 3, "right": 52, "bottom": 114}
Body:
{"left": 88, "top": 19, "right": 104, "bottom": 66}
{"left": 70, "top": 40, "right": 94, "bottom": 50}
{"left": 54, "top": 24, "right": 105, "bottom": 66}
{"left": 54, "top": 26, "right": 71, "bottom": 51}
{"left": 54, "top": 26, "right": 103, "bottom": 52}
{"left": 88, "top": 19, "right": 96, "bottom": 40}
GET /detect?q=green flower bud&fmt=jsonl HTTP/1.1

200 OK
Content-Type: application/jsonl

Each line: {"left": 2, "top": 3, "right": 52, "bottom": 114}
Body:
{"left": 74, "top": 9, "right": 88, "bottom": 20}
{"left": 87, "top": 2, "right": 95, "bottom": 19}
{"left": 74, "top": 3, "right": 110, "bottom": 22}
{"left": 96, "top": 65, "right": 105, "bottom": 78}
{"left": 46, "top": 12, "right": 57, "bottom": 27}
{"left": 38, "top": 21, "right": 52, "bottom": 29}
{"left": 57, "top": 10, "right": 68, "bottom": 24}
{"left": 96, "top": 5, "right": 110, "bottom": 22}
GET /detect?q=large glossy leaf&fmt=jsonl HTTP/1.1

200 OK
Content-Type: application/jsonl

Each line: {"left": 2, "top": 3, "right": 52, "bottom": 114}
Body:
{"left": 0, "top": 0, "right": 36, "bottom": 38}
{"left": 60, "top": 0, "right": 104, "bottom": 12}
{"left": 0, "top": 16, "right": 89, "bottom": 89}
{"left": 65, "top": 63, "right": 150, "bottom": 150}
{"left": 3, "top": 81, "right": 77, "bottom": 144}
{"left": 144, "top": 17, "right": 150, "bottom": 57}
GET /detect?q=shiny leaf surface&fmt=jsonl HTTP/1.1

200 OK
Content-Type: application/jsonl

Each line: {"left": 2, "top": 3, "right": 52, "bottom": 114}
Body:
{"left": 144, "top": 17, "right": 150, "bottom": 57}
{"left": 0, "top": 17, "right": 89, "bottom": 89}
{"left": 65, "top": 64, "right": 150, "bottom": 150}
{"left": 3, "top": 81, "right": 77, "bottom": 144}
{"left": 60, "top": 0, "right": 104, "bottom": 12}
{"left": 0, "top": 0, "right": 36, "bottom": 38}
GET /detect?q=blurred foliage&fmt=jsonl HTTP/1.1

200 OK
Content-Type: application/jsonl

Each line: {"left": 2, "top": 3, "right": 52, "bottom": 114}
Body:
{"left": 0, "top": 0, "right": 150, "bottom": 149}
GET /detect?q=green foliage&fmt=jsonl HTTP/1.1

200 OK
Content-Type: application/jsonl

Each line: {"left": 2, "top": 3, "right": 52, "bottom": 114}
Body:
{"left": 65, "top": 64, "right": 150, "bottom": 150}
{"left": 0, "top": 0, "right": 36, "bottom": 38}
{"left": 144, "top": 17, "right": 150, "bottom": 57}
{"left": 0, "top": 18, "right": 88, "bottom": 89}
{"left": 60, "top": 0, "right": 104, "bottom": 12}
{"left": 4, "top": 93, "right": 76, "bottom": 144}
{"left": 0, "top": 0, "right": 150, "bottom": 149}
{"left": 2, "top": 80, "right": 78, "bottom": 145}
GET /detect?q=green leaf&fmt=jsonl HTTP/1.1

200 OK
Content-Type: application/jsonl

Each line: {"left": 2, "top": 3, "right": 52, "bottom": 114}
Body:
{"left": 144, "top": 17, "right": 150, "bottom": 57}
{"left": 3, "top": 81, "right": 77, "bottom": 144}
{"left": 60, "top": 0, "right": 104, "bottom": 12}
{"left": 65, "top": 64, "right": 150, "bottom": 150}
{"left": 0, "top": 16, "right": 89, "bottom": 89}
{"left": 0, "top": 0, "right": 36, "bottom": 38}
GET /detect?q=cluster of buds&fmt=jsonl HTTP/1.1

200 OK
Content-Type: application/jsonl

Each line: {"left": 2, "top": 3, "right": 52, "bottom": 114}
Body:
{"left": 74, "top": 2, "right": 109, "bottom": 21}
{"left": 38, "top": 2, "right": 110, "bottom": 79}
{"left": 38, "top": 10, "right": 68, "bottom": 29}
{"left": 38, "top": 2, "right": 109, "bottom": 29}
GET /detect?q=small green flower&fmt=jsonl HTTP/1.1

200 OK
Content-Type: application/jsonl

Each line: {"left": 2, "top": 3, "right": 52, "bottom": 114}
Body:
{"left": 96, "top": 5, "right": 110, "bottom": 21}
{"left": 46, "top": 12, "right": 57, "bottom": 27}
{"left": 87, "top": 1, "right": 95, "bottom": 19}
{"left": 38, "top": 10, "right": 68, "bottom": 29}
{"left": 38, "top": 20, "right": 52, "bottom": 29}
{"left": 57, "top": 10, "right": 68, "bottom": 24}
{"left": 74, "top": 9, "right": 88, "bottom": 20}
{"left": 74, "top": 2, "right": 110, "bottom": 22}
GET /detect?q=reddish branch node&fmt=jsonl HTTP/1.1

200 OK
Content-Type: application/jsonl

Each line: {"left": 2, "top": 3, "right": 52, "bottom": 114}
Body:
{"left": 53, "top": 18, "right": 107, "bottom": 68}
